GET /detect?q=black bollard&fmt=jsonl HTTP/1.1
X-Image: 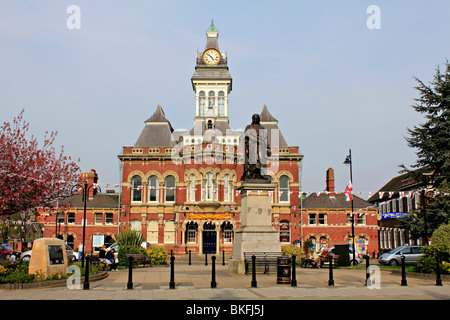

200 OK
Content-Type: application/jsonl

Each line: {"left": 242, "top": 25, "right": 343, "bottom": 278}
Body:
{"left": 83, "top": 255, "right": 90, "bottom": 290}
{"left": 188, "top": 250, "right": 191, "bottom": 265}
{"left": 169, "top": 255, "right": 176, "bottom": 289}
{"left": 222, "top": 249, "right": 225, "bottom": 266}
{"left": 211, "top": 256, "right": 217, "bottom": 288}
{"left": 364, "top": 255, "right": 370, "bottom": 286}
{"left": 328, "top": 255, "right": 334, "bottom": 286}
{"left": 251, "top": 255, "right": 257, "bottom": 288}
{"left": 401, "top": 255, "right": 407, "bottom": 286}
{"left": 127, "top": 256, "right": 134, "bottom": 290}
{"left": 291, "top": 254, "right": 297, "bottom": 287}
{"left": 205, "top": 252, "right": 208, "bottom": 266}
{"left": 436, "top": 255, "right": 442, "bottom": 286}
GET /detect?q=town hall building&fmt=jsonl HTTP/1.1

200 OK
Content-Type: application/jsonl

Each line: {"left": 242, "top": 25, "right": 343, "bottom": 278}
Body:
{"left": 118, "top": 21, "right": 303, "bottom": 256}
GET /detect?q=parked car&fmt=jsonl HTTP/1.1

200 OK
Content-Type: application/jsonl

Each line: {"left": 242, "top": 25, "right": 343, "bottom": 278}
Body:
{"left": 20, "top": 250, "right": 32, "bottom": 262}
{"left": 0, "top": 245, "right": 21, "bottom": 260}
{"left": 20, "top": 244, "right": 76, "bottom": 262}
{"left": 378, "top": 245, "right": 424, "bottom": 266}
{"left": 349, "top": 247, "right": 364, "bottom": 265}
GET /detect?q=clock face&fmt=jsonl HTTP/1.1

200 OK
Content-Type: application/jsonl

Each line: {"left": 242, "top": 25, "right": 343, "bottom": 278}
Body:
{"left": 203, "top": 49, "right": 220, "bottom": 65}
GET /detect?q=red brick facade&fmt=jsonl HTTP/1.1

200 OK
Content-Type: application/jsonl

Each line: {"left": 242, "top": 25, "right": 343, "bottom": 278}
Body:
{"left": 37, "top": 23, "right": 380, "bottom": 259}
{"left": 37, "top": 169, "right": 120, "bottom": 255}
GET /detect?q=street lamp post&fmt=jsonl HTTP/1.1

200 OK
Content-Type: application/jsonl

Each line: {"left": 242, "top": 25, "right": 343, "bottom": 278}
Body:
{"left": 71, "top": 181, "right": 100, "bottom": 268}
{"left": 344, "top": 149, "right": 356, "bottom": 266}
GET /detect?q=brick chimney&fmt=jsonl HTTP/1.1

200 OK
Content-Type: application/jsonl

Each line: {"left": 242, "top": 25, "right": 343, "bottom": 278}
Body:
{"left": 79, "top": 169, "right": 99, "bottom": 199}
{"left": 326, "top": 168, "right": 335, "bottom": 196}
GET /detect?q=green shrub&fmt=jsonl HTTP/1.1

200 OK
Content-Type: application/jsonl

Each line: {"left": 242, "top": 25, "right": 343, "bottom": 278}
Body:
{"left": 412, "top": 243, "right": 449, "bottom": 274}
{"left": 421, "top": 242, "right": 449, "bottom": 258}
{"left": 0, "top": 264, "right": 36, "bottom": 284}
{"left": 282, "top": 245, "right": 305, "bottom": 265}
{"left": 146, "top": 246, "right": 168, "bottom": 265}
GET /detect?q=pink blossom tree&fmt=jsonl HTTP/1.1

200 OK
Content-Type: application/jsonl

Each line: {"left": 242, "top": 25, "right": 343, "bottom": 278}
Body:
{"left": 0, "top": 110, "right": 80, "bottom": 216}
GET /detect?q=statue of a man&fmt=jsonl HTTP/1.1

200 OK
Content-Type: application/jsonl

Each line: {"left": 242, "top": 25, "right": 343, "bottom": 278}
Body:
{"left": 241, "top": 114, "right": 271, "bottom": 181}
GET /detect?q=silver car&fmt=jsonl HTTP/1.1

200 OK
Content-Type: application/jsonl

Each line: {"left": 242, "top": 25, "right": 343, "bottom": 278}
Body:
{"left": 378, "top": 245, "right": 424, "bottom": 266}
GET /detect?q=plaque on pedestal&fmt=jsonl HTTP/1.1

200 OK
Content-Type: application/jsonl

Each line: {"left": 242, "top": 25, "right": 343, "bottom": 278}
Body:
{"left": 228, "top": 182, "right": 281, "bottom": 274}
{"left": 29, "top": 238, "right": 68, "bottom": 276}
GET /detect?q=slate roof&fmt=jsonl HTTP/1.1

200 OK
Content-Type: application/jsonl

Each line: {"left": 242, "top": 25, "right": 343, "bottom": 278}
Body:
{"left": 134, "top": 105, "right": 175, "bottom": 147}
{"left": 259, "top": 105, "right": 288, "bottom": 147}
{"left": 58, "top": 193, "right": 119, "bottom": 209}
{"left": 367, "top": 166, "right": 431, "bottom": 203}
{"left": 302, "top": 193, "right": 374, "bottom": 209}
{"left": 191, "top": 67, "right": 232, "bottom": 80}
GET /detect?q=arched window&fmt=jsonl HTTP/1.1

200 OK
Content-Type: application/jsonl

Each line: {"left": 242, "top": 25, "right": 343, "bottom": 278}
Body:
{"left": 131, "top": 175, "right": 142, "bottom": 202}
{"left": 223, "top": 174, "right": 230, "bottom": 202}
{"left": 207, "top": 120, "right": 213, "bottom": 129}
{"left": 199, "top": 91, "right": 206, "bottom": 116}
{"left": 206, "top": 172, "right": 213, "bottom": 201}
{"left": 218, "top": 91, "right": 225, "bottom": 116}
{"left": 308, "top": 236, "right": 317, "bottom": 251}
{"left": 165, "top": 175, "right": 176, "bottom": 202}
{"left": 189, "top": 174, "right": 196, "bottom": 202}
{"left": 186, "top": 222, "right": 198, "bottom": 244}
{"left": 358, "top": 236, "right": 367, "bottom": 254}
{"left": 319, "top": 236, "right": 328, "bottom": 250}
{"left": 66, "top": 235, "right": 74, "bottom": 249}
{"left": 279, "top": 175, "right": 290, "bottom": 202}
{"left": 222, "top": 222, "right": 233, "bottom": 243}
{"left": 208, "top": 91, "right": 215, "bottom": 110}
{"left": 148, "top": 175, "right": 159, "bottom": 202}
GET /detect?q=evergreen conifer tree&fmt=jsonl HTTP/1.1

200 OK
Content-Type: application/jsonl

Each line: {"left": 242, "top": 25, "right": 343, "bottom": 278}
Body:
{"left": 400, "top": 60, "right": 450, "bottom": 238}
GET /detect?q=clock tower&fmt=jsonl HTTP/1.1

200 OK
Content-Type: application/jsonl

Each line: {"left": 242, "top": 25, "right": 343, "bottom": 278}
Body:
{"left": 191, "top": 20, "right": 232, "bottom": 131}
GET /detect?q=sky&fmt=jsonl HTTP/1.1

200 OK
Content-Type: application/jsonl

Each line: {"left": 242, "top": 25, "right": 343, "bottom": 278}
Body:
{"left": 1, "top": 1, "right": 449, "bottom": 198}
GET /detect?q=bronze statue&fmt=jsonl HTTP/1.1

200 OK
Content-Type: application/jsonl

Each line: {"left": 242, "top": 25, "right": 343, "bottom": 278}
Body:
{"left": 241, "top": 114, "right": 271, "bottom": 182}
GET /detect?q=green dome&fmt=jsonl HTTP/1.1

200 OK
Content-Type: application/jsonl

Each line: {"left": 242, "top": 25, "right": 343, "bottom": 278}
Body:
{"left": 207, "top": 20, "right": 218, "bottom": 33}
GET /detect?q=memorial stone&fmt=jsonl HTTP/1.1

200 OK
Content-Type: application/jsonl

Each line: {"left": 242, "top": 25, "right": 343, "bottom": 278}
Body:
{"left": 28, "top": 238, "right": 68, "bottom": 276}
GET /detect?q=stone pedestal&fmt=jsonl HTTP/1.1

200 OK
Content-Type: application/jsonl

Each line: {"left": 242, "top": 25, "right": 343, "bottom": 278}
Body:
{"left": 28, "top": 238, "right": 68, "bottom": 276}
{"left": 229, "top": 182, "right": 281, "bottom": 274}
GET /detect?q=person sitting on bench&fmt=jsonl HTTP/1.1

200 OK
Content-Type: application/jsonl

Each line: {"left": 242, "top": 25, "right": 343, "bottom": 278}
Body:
{"left": 99, "top": 246, "right": 111, "bottom": 271}
{"left": 106, "top": 248, "right": 118, "bottom": 271}
{"left": 314, "top": 247, "right": 330, "bottom": 268}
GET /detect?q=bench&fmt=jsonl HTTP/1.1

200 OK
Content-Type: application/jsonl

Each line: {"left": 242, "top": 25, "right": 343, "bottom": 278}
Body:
{"left": 301, "top": 258, "right": 314, "bottom": 268}
{"left": 125, "top": 253, "right": 151, "bottom": 267}
{"left": 322, "top": 255, "right": 340, "bottom": 268}
{"left": 244, "top": 252, "right": 282, "bottom": 275}
{"left": 88, "top": 255, "right": 108, "bottom": 270}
